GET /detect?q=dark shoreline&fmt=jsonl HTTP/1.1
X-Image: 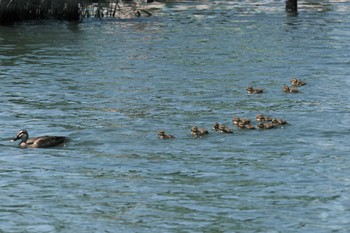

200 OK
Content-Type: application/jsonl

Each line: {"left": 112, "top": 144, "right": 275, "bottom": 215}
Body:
{"left": 0, "top": 0, "right": 153, "bottom": 25}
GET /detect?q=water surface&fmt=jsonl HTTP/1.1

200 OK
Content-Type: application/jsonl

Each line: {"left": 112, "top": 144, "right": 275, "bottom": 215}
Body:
{"left": 1, "top": 0, "right": 350, "bottom": 232}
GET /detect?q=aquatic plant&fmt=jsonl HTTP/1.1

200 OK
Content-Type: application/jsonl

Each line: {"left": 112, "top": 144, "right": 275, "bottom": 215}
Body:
{"left": 0, "top": 0, "right": 151, "bottom": 24}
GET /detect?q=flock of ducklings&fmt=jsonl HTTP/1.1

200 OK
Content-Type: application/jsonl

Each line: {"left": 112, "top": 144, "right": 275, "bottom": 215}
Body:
{"left": 158, "top": 78, "right": 306, "bottom": 140}
{"left": 247, "top": 78, "right": 306, "bottom": 94}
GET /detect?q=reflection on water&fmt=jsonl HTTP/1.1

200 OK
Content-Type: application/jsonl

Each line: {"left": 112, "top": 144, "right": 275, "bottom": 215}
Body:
{"left": 1, "top": 0, "right": 350, "bottom": 232}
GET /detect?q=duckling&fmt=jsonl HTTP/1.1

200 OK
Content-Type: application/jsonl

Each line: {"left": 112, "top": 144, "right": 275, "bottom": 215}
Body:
{"left": 247, "top": 86, "right": 263, "bottom": 94}
{"left": 191, "top": 126, "right": 209, "bottom": 137}
{"left": 213, "top": 123, "right": 232, "bottom": 133}
{"left": 11, "top": 129, "right": 68, "bottom": 148}
{"left": 234, "top": 117, "right": 252, "bottom": 128}
{"left": 158, "top": 130, "right": 175, "bottom": 139}
{"left": 237, "top": 122, "right": 247, "bottom": 129}
{"left": 257, "top": 123, "right": 275, "bottom": 129}
{"left": 233, "top": 116, "right": 251, "bottom": 124}
{"left": 256, "top": 114, "right": 272, "bottom": 122}
{"left": 244, "top": 124, "right": 256, "bottom": 130}
{"left": 212, "top": 122, "right": 221, "bottom": 131}
{"left": 291, "top": 78, "right": 306, "bottom": 86}
{"left": 271, "top": 118, "right": 288, "bottom": 125}
{"left": 232, "top": 116, "right": 241, "bottom": 126}
{"left": 283, "top": 86, "right": 291, "bottom": 93}
{"left": 213, "top": 123, "right": 233, "bottom": 133}
{"left": 218, "top": 125, "right": 233, "bottom": 133}
{"left": 256, "top": 114, "right": 265, "bottom": 122}
{"left": 283, "top": 85, "right": 299, "bottom": 93}
{"left": 237, "top": 122, "right": 255, "bottom": 130}
{"left": 240, "top": 118, "right": 251, "bottom": 125}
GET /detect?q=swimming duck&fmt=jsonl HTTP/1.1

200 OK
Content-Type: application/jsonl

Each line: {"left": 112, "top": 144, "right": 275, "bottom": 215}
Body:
{"left": 213, "top": 123, "right": 233, "bottom": 133}
{"left": 232, "top": 116, "right": 241, "bottom": 126}
{"left": 237, "top": 122, "right": 246, "bottom": 129}
{"left": 233, "top": 117, "right": 251, "bottom": 125}
{"left": 240, "top": 118, "right": 251, "bottom": 125}
{"left": 191, "top": 126, "right": 209, "bottom": 137}
{"left": 256, "top": 114, "right": 272, "bottom": 122}
{"left": 237, "top": 122, "right": 255, "bottom": 130}
{"left": 158, "top": 130, "right": 175, "bottom": 139}
{"left": 256, "top": 114, "right": 264, "bottom": 122}
{"left": 257, "top": 123, "right": 275, "bottom": 129}
{"left": 212, "top": 123, "right": 220, "bottom": 130}
{"left": 271, "top": 118, "right": 288, "bottom": 125}
{"left": 244, "top": 124, "right": 256, "bottom": 130}
{"left": 283, "top": 85, "right": 299, "bottom": 93}
{"left": 11, "top": 129, "right": 68, "bottom": 148}
{"left": 219, "top": 125, "right": 233, "bottom": 133}
{"left": 291, "top": 78, "right": 306, "bottom": 86}
{"left": 247, "top": 86, "right": 263, "bottom": 94}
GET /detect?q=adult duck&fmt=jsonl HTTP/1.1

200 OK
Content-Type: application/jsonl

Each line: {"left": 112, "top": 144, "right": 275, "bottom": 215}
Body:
{"left": 11, "top": 129, "right": 68, "bottom": 148}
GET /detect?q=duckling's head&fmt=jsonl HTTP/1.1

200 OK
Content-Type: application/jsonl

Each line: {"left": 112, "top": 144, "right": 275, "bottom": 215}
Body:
{"left": 11, "top": 129, "right": 29, "bottom": 143}
{"left": 158, "top": 130, "right": 165, "bottom": 136}
{"left": 271, "top": 118, "right": 279, "bottom": 124}
{"left": 283, "top": 86, "right": 290, "bottom": 92}
{"left": 256, "top": 114, "right": 264, "bottom": 121}
{"left": 291, "top": 78, "right": 298, "bottom": 85}
{"left": 213, "top": 123, "right": 219, "bottom": 129}
{"left": 246, "top": 86, "right": 253, "bottom": 91}
{"left": 191, "top": 126, "right": 198, "bottom": 133}
{"left": 233, "top": 116, "right": 240, "bottom": 125}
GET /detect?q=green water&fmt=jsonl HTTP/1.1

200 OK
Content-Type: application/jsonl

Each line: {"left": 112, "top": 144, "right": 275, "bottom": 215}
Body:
{"left": 1, "top": 1, "right": 350, "bottom": 232}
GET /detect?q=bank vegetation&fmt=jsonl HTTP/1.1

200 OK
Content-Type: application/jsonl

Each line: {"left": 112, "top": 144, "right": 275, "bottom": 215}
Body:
{"left": 0, "top": 0, "right": 152, "bottom": 24}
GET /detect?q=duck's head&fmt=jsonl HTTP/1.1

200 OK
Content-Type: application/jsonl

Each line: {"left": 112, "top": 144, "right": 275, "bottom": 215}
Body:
{"left": 256, "top": 114, "right": 264, "bottom": 121}
{"left": 291, "top": 78, "right": 298, "bottom": 85}
{"left": 233, "top": 116, "right": 240, "bottom": 125}
{"left": 158, "top": 130, "right": 165, "bottom": 136}
{"left": 271, "top": 118, "right": 279, "bottom": 124}
{"left": 213, "top": 123, "right": 219, "bottom": 129}
{"left": 11, "top": 129, "right": 29, "bottom": 143}
{"left": 246, "top": 86, "right": 253, "bottom": 91}
{"left": 283, "top": 86, "right": 290, "bottom": 92}
{"left": 191, "top": 126, "right": 198, "bottom": 133}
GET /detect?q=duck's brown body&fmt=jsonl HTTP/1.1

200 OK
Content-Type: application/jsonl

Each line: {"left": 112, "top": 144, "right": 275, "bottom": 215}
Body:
{"left": 12, "top": 130, "right": 68, "bottom": 148}
{"left": 257, "top": 123, "right": 275, "bottom": 129}
{"left": 291, "top": 78, "right": 306, "bottom": 86}
{"left": 191, "top": 126, "right": 209, "bottom": 137}
{"left": 271, "top": 118, "right": 288, "bottom": 125}
{"left": 256, "top": 114, "right": 272, "bottom": 122}
{"left": 283, "top": 85, "right": 299, "bottom": 93}
{"left": 158, "top": 130, "right": 175, "bottom": 139}
{"left": 247, "top": 86, "right": 263, "bottom": 94}
{"left": 213, "top": 123, "right": 233, "bottom": 133}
